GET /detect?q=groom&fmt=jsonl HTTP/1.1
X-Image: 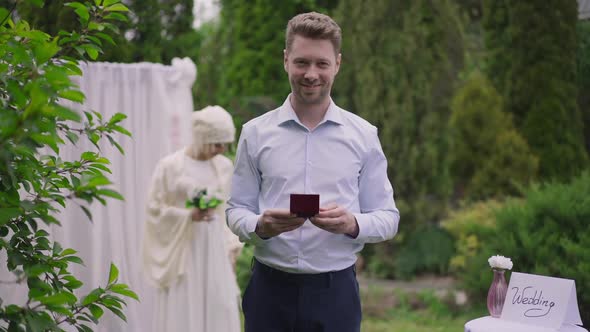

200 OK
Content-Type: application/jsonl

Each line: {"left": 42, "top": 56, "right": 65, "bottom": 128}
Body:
{"left": 226, "top": 11, "right": 400, "bottom": 332}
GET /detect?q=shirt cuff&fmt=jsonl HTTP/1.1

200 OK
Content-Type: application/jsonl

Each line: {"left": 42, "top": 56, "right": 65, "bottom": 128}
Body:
{"left": 350, "top": 213, "right": 370, "bottom": 243}
{"left": 244, "top": 214, "right": 268, "bottom": 246}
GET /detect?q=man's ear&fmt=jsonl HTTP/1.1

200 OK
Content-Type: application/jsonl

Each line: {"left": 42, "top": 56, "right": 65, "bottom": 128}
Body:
{"left": 283, "top": 49, "right": 289, "bottom": 72}
{"left": 335, "top": 53, "right": 342, "bottom": 74}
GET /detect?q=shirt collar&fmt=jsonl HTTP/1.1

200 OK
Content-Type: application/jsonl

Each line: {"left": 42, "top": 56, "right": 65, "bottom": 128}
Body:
{"left": 277, "top": 94, "right": 344, "bottom": 127}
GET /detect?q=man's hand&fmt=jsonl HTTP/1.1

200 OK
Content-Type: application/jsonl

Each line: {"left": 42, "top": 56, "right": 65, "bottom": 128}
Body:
{"left": 255, "top": 209, "right": 306, "bottom": 239}
{"left": 310, "top": 203, "right": 359, "bottom": 238}
{"left": 191, "top": 208, "right": 215, "bottom": 222}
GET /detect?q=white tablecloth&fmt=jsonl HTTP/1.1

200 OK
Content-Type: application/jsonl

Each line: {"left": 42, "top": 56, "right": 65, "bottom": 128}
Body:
{"left": 465, "top": 316, "right": 588, "bottom": 332}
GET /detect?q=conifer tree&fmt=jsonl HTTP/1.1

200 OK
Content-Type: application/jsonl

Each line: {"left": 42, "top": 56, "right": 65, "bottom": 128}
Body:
{"left": 482, "top": 0, "right": 589, "bottom": 180}
{"left": 334, "top": 0, "right": 463, "bottom": 229}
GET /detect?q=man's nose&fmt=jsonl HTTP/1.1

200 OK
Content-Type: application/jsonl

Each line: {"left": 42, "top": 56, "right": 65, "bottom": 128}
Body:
{"left": 304, "top": 66, "right": 319, "bottom": 80}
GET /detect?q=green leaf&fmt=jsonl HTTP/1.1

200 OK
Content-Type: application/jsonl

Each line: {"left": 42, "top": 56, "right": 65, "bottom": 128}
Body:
{"left": 89, "top": 303, "right": 104, "bottom": 319}
{"left": 82, "top": 288, "right": 104, "bottom": 306}
{"left": 106, "top": 135, "right": 125, "bottom": 154}
{"left": 96, "top": 189, "right": 124, "bottom": 200}
{"left": 0, "top": 208, "right": 21, "bottom": 225}
{"left": 76, "top": 324, "right": 94, "bottom": 332}
{"left": 25, "top": 312, "right": 56, "bottom": 332}
{"left": 64, "top": 277, "right": 84, "bottom": 290}
{"left": 105, "top": 3, "right": 128, "bottom": 12}
{"left": 96, "top": 32, "right": 115, "bottom": 45}
{"left": 111, "top": 125, "right": 131, "bottom": 137}
{"left": 87, "top": 176, "right": 111, "bottom": 187}
{"left": 66, "top": 131, "right": 80, "bottom": 144}
{"left": 105, "top": 306, "right": 127, "bottom": 322}
{"left": 88, "top": 163, "right": 112, "bottom": 173}
{"left": 103, "top": 0, "right": 120, "bottom": 6}
{"left": 110, "top": 287, "right": 139, "bottom": 301}
{"left": 64, "top": 3, "right": 90, "bottom": 24}
{"left": 54, "top": 105, "right": 82, "bottom": 122}
{"left": 24, "top": 265, "right": 51, "bottom": 278}
{"left": 35, "top": 230, "right": 50, "bottom": 237}
{"left": 38, "top": 291, "right": 77, "bottom": 306}
{"left": 108, "top": 113, "right": 127, "bottom": 124}
{"left": 88, "top": 21, "right": 105, "bottom": 31}
{"left": 81, "top": 151, "right": 98, "bottom": 160}
{"left": 65, "top": 2, "right": 86, "bottom": 11}
{"left": 108, "top": 263, "right": 118, "bottom": 284}
{"left": 53, "top": 242, "right": 63, "bottom": 256}
{"left": 80, "top": 205, "right": 93, "bottom": 221}
{"left": 82, "top": 44, "right": 99, "bottom": 60}
{"left": 104, "top": 12, "right": 127, "bottom": 21}
{"left": 30, "top": 133, "right": 59, "bottom": 153}
{"left": 60, "top": 248, "right": 77, "bottom": 256}
{"left": 33, "top": 39, "right": 60, "bottom": 64}
{"left": 58, "top": 89, "right": 85, "bottom": 103}
{"left": 62, "top": 61, "right": 83, "bottom": 76}
{"left": 63, "top": 255, "right": 84, "bottom": 265}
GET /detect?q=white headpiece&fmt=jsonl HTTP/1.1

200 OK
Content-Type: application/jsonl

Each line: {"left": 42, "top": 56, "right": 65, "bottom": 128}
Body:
{"left": 191, "top": 105, "right": 235, "bottom": 145}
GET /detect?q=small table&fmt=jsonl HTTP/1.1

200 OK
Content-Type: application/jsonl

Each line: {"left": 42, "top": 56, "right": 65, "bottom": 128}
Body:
{"left": 465, "top": 316, "right": 588, "bottom": 332}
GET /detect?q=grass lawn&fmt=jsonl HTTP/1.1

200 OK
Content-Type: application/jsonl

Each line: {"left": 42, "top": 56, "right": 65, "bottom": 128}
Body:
{"left": 362, "top": 307, "right": 487, "bottom": 332}
{"left": 358, "top": 277, "right": 488, "bottom": 331}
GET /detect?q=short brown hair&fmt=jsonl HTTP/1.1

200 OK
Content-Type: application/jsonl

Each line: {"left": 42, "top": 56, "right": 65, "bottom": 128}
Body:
{"left": 285, "top": 12, "right": 342, "bottom": 55}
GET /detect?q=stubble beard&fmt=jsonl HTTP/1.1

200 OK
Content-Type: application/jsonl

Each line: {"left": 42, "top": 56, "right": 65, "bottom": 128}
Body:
{"left": 291, "top": 79, "right": 330, "bottom": 106}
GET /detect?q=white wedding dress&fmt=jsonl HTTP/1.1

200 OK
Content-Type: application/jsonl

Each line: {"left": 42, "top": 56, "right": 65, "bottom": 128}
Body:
{"left": 142, "top": 150, "right": 241, "bottom": 332}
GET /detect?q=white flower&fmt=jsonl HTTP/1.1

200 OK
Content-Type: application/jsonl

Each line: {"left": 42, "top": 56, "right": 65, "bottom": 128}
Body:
{"left": 488, "top": 255, "right": 513, "bottom": 270}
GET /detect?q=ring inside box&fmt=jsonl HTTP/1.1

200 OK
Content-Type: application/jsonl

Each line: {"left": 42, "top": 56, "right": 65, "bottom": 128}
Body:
{"left": 290, "top": 194, "right": 320, "bottom": 218}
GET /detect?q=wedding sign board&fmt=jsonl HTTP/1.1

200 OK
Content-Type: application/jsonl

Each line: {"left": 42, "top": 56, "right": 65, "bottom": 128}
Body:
{"left": 501, "top": 272, "right": 583, "bottom": 329}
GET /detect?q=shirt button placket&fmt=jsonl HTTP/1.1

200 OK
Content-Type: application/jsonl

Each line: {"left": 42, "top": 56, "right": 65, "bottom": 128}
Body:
{"left": 304, "top": 132, "right": 311, "bottom": 193}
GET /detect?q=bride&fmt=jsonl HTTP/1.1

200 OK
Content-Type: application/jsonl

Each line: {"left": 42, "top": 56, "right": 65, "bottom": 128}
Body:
{"left": 142, "top": 105, "right": 242, "bottom": 332}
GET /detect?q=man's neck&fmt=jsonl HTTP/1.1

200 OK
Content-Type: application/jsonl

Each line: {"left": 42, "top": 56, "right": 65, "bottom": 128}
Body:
{"left": 290, "top": 95, "right": 331, "bottom": 131}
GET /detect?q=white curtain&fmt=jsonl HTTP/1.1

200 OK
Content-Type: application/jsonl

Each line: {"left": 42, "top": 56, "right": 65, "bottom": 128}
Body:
{"left": 0, "top": 58, "right": 197, "bottom": 332}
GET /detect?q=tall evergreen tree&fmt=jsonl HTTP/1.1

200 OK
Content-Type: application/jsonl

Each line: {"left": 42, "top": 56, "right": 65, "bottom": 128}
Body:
{"left": 578, "top": 20, "right": 590, "bottom": 155}
{"left": 481, "top": 0, "right": 510, "bottom": 95}
{"left": 483, "top": 0, "right": 589, "bottom": 180}
{"left": 334, "top": 0, "right": 463, "bottom": 229}
{"left": 333, "top": 0, "right": 464, "bottom": 277}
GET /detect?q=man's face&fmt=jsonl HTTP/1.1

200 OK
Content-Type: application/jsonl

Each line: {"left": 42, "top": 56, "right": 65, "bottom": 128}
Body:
{"left": 284, "top": 35, "right": 341, "bottom": 107}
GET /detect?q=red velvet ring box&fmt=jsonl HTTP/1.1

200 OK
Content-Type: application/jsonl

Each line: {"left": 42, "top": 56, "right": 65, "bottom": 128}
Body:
{"left": 290, "top": 194, "right": 320, "bottom": 218}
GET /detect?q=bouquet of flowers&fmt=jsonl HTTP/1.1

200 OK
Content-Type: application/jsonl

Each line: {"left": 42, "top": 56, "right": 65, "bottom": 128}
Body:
{"left": 185, "top": 188, "right": 224, "bottom": 210}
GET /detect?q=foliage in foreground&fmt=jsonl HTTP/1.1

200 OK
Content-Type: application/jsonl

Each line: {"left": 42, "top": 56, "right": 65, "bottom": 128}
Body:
{"left": 0, "top": 1, "right": 137, "bottom": 330}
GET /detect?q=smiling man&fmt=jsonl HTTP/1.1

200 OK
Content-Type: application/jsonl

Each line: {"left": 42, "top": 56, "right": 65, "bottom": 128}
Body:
{"left": 227, "top": 12, "right": 400, "bottom": 332}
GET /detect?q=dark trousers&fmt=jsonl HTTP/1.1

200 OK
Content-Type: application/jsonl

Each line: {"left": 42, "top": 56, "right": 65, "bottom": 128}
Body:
{"left": 243, "top": 259, "right": 362, "bottom": 332}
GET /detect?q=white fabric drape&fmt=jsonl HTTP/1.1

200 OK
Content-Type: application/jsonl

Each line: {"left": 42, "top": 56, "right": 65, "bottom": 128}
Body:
{"left": 0, "top": 58, "right": 197, "bottom": 332}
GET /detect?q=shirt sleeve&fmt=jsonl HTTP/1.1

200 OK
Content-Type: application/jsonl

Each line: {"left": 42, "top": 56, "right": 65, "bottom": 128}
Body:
{"left": 225, "top": 125, "right": 267, "bottom": 245}
{"left": 351, "top": 128, "right": 400, "bottom": 243}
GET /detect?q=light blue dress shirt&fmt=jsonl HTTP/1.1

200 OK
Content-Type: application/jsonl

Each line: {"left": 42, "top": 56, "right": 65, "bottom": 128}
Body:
{"left": 226, "top": 96, "right": 400, "bottom": 273}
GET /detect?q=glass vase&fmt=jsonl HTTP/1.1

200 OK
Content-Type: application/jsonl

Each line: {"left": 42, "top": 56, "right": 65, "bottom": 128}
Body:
{"left": 487, "top": 268, "right": 508, "bottom": 318}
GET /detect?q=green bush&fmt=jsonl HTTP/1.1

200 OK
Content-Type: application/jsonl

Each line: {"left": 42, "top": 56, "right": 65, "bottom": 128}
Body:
{"left": 394, "top": 226, "right": 456, "bottom": 280}
{"left": 459, "top": 172, "right": 590, "bottom": 325}
{"left": 441, "top": 200, "right": 504, "bottom": 274}
{"left": 449, "top": 71, "right": 538, "bottom": 200}
{"left": 235, "top": 243, "right": 254, "bottom": 295}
